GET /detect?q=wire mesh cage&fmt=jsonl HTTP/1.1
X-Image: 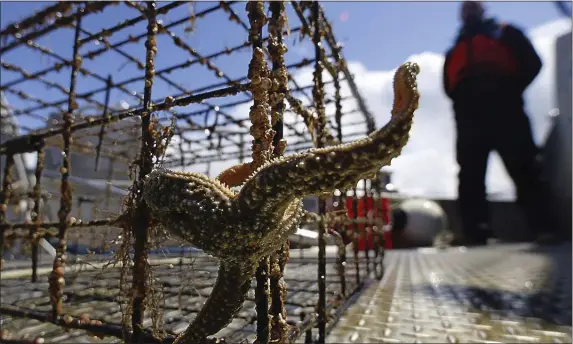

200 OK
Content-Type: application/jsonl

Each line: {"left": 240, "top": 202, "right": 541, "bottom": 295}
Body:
{"left": 0, "top": 2, "right": 398, "bottom": 343}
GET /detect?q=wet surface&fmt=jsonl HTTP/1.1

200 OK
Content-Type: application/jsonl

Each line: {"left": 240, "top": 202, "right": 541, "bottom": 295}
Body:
{"left": 2, "top": 243, "right": 571, "bottom": 343}
{"left": 327, "top": 243, "right": 572, "bottom": 343}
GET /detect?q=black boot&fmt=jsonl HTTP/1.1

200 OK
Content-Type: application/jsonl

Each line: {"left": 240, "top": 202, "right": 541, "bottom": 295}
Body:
{"left": 534, "top": 232, "right": 561, "bottom": 246}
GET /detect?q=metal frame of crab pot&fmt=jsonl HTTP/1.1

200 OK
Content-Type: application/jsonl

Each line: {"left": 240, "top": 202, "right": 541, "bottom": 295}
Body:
{"left": 0, "top": 2, "right": 386, "bottom": 344}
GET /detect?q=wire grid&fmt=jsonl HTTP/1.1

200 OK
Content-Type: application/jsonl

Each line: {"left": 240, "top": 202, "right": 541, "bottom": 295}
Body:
{"left": 0, "top": 2, "right": 385, "bottom": 343}
{"left": 0, "top": 1, "right": 375, "bottom": 167}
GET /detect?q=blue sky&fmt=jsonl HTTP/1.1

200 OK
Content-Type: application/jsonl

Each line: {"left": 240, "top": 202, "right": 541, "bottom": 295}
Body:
{"left": 0, "top": 1, "right": 566, "bottom": 131}
{"left": 2, "top": 2, "right": 566, "bottom": 72}
{"left": 323, "top": 2, "right": 565, "bottom": 69}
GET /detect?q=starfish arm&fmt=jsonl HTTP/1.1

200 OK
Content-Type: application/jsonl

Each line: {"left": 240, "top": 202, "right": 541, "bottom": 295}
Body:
{"left": 173, "top": 263, "right": 254, "bottom": 344}
{"left": 215, "top": 162, "right": 253, "bottom": 187}
{"left": 238, "top": 62, "right": 420, "bottom": 214}
{"left": 142, "top": 169, "right": 236, "bottom": 255}
{"left": 253, "top": 199, "right": 303, "bottom": 259}
{"left": 142, "top": 62, "right": 419, "bottom": 344}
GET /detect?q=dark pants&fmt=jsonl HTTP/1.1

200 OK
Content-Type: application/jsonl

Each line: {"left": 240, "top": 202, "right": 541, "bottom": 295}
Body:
{"left": 455, "top": 102, "right": 555, "bottom": 244}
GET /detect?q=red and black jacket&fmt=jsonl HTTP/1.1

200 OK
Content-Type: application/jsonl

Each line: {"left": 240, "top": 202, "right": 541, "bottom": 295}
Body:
{"left": 443, "top": 18, "right": 542, "bottom": 105}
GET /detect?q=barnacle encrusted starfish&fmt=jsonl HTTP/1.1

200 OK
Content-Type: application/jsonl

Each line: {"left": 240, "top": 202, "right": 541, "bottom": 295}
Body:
{"left": 142, "top": 62, "right": 420, "bottom": 344}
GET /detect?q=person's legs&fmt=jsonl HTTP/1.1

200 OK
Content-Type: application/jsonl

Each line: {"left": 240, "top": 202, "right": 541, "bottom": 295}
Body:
{"left": 456, "top": 119, "right": 492, "bottom": 245}
{"left": 493, "top": 110, "right": 558, "bottom": 243}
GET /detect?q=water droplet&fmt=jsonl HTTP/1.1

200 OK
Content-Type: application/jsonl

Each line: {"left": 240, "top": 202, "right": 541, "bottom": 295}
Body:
{"left": 549, "top": 108, "right": 560, "bottom": 117}
{"left": 349, "top": 332, "right": 359, "bottom": 342}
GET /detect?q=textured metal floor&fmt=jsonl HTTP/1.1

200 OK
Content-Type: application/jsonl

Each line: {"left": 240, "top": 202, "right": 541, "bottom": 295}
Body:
{"left": 1, "top": 244, "right": 571, "bottom": 343}
{"left": 328, "top": 243, "right": 572, "bottom": 343}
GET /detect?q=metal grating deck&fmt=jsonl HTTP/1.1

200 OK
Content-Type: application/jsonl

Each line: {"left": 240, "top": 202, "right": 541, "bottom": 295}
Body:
{"left": 328, "top": 243, "right": 572, "bottom": 343}
{"left": 0, "top": 249, "right": 367, "bottom": 343}
{"left": 1, "top": 244, "right": 571, "bottom": 343}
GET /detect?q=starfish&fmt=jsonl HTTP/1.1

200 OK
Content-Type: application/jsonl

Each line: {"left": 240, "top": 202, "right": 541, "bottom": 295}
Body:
{"left": 141, "top": 62, "right": 420, "bottom": 344}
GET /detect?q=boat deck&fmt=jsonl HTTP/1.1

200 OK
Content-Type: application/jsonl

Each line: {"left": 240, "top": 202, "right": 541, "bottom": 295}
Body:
{"left": 1, "top": 243, "right": 571, "bottom": 343}
{"left": 327, "top": 243, "right": 572, "bottom": 343}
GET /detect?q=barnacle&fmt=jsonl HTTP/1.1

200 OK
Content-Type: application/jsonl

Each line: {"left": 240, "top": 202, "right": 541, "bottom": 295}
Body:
{"left": 141, "top": 62, "right": 420, "bottom": 344}
{"left": 247, "top": 1, "right": 275, "bottom": 170}
{"left": 267, "top": 3, "right": 291, "bottom": 340}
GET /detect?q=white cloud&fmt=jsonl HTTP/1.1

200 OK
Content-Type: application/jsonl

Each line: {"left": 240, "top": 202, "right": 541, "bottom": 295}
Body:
{"left": 179, "top": 18, "right": 570, "bottom": 200}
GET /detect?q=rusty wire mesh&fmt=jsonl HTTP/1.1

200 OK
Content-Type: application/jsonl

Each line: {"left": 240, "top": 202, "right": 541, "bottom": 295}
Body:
{"left": 0, "top": 2, "right": 389, "bottom": 343}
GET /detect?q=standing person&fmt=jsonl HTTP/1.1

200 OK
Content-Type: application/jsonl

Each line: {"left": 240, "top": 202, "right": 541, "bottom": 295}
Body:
{"left": 443, "top": 1, "right": 557, "bottom": 245}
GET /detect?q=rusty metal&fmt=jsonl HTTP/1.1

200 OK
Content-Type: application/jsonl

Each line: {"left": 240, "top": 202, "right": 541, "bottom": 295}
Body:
{"left": 333, "top": 62, "right": 343, "bottom": 142}
{"left": 48, "top": 7, "right": 83, "bottom": 319}
{"left": 311, "top": 2, "right": 328, "bottom": 343}
{"left": 0, "top": 2, "right": 205, "bottom": 91}
{"left": 123, "top": 4, "right": 247, "bottom": 139}
{"left": 299, "top": 311, "right": 311, "bottom": 344}
{"left": 6, "top": 26, "right": 302, "bottom": 117}
{"left": 373, "top": 171, "right": 385, "bottom": 280}
{"left": 77, "top": 2, "right": 187, "bottom": 45}
{"left": 0, "top": 2, "right": 378, "bottom": 343}
{"left": 333, "top": 187, "right": 349, "bottom": 300}
{"left": 2, "top": 87, "right": 66, "bottom": 118}
{"left": 16, "top": 35, "right": 141, "bottom": 104}
{"left": 351, "top": 188, "right": 361, "bottom": 287}
{"left": 0, "top": 154, "right": 15, "bottom": 266}
{"left": 268, "top": 3, "right": 290, "bottom": 342}
{"left": 329, "top": 228, "right": 347, "bottom": 299}
{"left": 0, "top": 2, "right": 73, "bottom": 39}
{"left": 255, "top": 257, "right": 271, "bottom": 344}
{"left": 3, "top": 3, "right": 233, "bottom": 117}
{"left": 129, "top": 2, "right": 158, "bottom": 342}
{"left": 1, "top": 57, "right": 317, "bottom": 158}
{"left": 363, "top": 181, "right": 371, "bottom": 277}
{"left": 0, "top": 2, "right": 114, "bottom": 55}
{"left": 94, "top": 75, "right": 113, "bottom": 172}
{"left": 0, "top": 61, "right": 105, "bottom": 112}
{"left": 0, "top": 304, "right": 164, "bottom": 343}
{"left": 0, "top": 252, "right": 372, "bottom": 342}
{"left": 30, "top": 145, "right": 44, "bottom": 283}
{"left": 0, "top": 83, "right": 252, "bottom": 155}
{"left": 317, "top": 4, "right": 377, "bottom": 135}
{"left": 0, "top": 219, "right": 115, "bottom": 233}
{"left": 246, "top": 2, "right": 273, "bottom": 343}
